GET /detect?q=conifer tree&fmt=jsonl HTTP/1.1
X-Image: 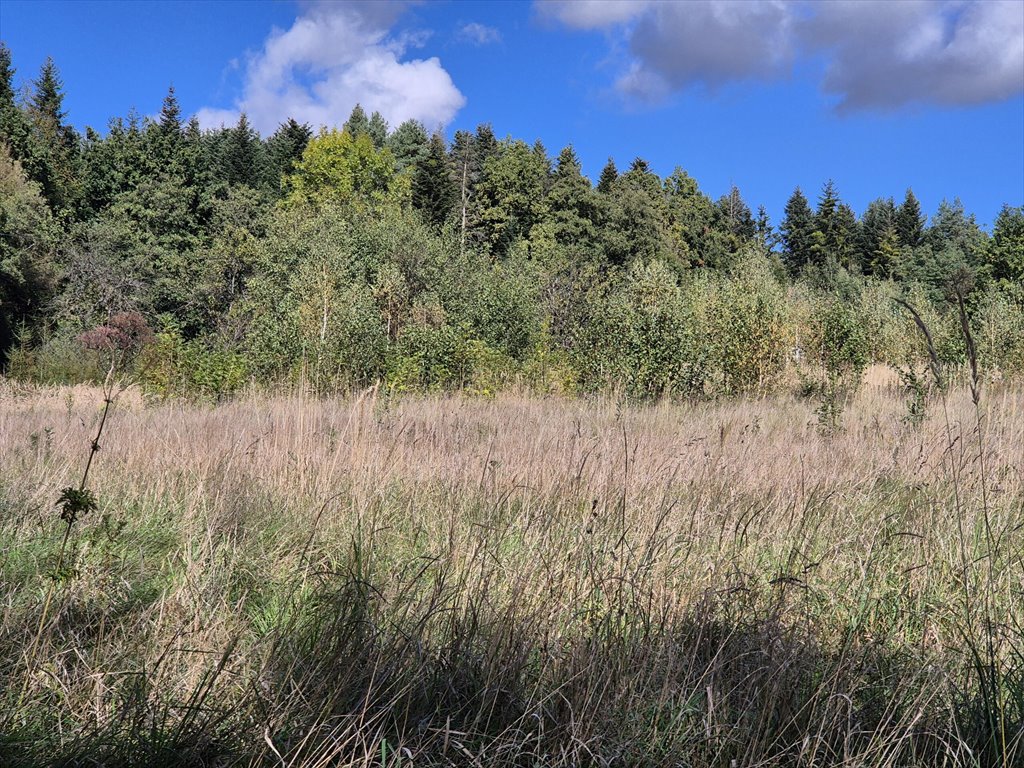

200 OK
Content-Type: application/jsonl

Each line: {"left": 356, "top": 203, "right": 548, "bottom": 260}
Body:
{"left": 343, "top": 104, "right": 370, "bottom": 138}
{"left": 895, "top": 188, "right": 925, "bottom": 248}
{"left": 266, "top": 118, "right": 312, "bottom": 188}
{"left": 986, "top": 204, "right": 1024, "bottom": 286}
{"left": 663, "top": 168, "right": 719, "bottom": 266}
{"left": 834, "top": 202, "right": 860, "bottom": 272}
{"left": 0, "top": 43, "right": 36, "bottom": 180}
{"left": 158, "top": 86, "right": 182, "bottom": 136}
{"left": 780, "top": 187, "right": 814, "bottom": 275}
{"left": 473, "top": 123, "right": 499, "bottom": 165}
{"left": 412, "top": 131, "right": 456, "bottom": 228}
{"left": 596, "top": 158, "right": 617, "bottom": 194}
{"left": 0, "top": 43, "right": 15, "bottom": 109}
{"left": 150, "top": 86, "right": 183, "bottom": 170}
{"left": 367, "top": 111, "right": 388, "bottom": 149}
{"left": 545, "top": 145, "right": 599, "bottom": 248}
{"left": 716, "top": 185, "right": 755, "bottom": 240}
{"left": 755, "top": 205, "right": 774, "bottom": 251}
{"left": 388, "top": 119, "right": 429, "bottom": 173}
{"left": 859, "top": 197, "right": 896, "bottom": 274}
{"left": 26, "top": 57, "right": 79, "bottom": 212}
{"left": 220, "top": 113, "right": 263, "bottom": 188}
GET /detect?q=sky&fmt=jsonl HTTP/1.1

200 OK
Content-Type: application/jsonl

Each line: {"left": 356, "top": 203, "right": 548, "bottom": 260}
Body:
{"left": 1, "top": 0, "right": 1022, "bottom": 228}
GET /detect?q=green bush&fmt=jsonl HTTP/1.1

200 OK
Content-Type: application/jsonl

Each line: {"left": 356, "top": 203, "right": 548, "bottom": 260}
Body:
{"left": 140, "top": 331, "right": 247, "bottom": 399}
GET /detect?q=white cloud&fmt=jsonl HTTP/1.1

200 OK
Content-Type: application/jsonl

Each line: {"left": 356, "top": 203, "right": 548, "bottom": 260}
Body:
{"left": 802, "top": 0, "right": 1024, "bottom": 112}
{"left": 195, "top": 1, "right": 466, "bottom": 135}
{"left": 539, "top": 0, "right": 1024, "bottom": 111}
{"left": 538, "top": 0, "right": 651, "bottom": 30}
{"left": 624, "top": 0, "right": 794, "bottom": 99}
{"left": 457, "top": 22, "right": 502, "bottom": 46}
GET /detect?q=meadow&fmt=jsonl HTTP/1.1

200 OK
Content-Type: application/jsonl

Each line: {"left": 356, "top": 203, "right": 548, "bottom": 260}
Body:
{"left": 0, "top": 377, "right": 1020, "bottom": 766}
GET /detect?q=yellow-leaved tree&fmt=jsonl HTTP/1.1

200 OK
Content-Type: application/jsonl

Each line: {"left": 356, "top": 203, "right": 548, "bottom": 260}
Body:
{"left": 281, "top": 127, "right": 408, "bottom": 211}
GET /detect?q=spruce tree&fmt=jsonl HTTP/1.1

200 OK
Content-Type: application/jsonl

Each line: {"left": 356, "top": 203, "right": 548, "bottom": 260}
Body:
{"left": 0, "top": 43, "right": 15, "bottom": 108}
{"left": 472, "top": 124, "right": 499, "bottom": 175}
{"left": 411, "top": 131, "right": 456, "bottom": 228}
{"left": 755, "top": 205, "right": 774, "bottom": 250}
{"left": 266, "top": 118, "right": 312, "bottom": 187}
{"left": 220, "top": 113, "right": 263, "bottom": 188}
{"left": 343, "top": 104, "right": 370, "bottom": 138}
{"left": 150, "top": 86, "right": 183, "bottom": 170}
{"left": 834, "top": 202, "right": 860, "bottom": 272}
{"left": 895, "top": 188, "right": 925, "bottom": 248}
{"left": 388, "top": 119, "right": 429, "bottom": 173}
{"left": 859, "top": 197, "right": 896, "bottom": 274}
{"left": 663, "top": 168, "right": 719, "bottom": 266}
{"left": 158, "top": 86, "right": 182, "bottom": 136}
{"left": 0, "top": 43, "right": 36, "bottom": 179}
{"left": 986, "top": 205, "right": 1024, "bottom": 286}
{"left": 780, "top": 187, "right": 815, "bottom": 275}
{"left": 716, "top": 185, "right": 755, "bottom": 240}
{"left": 928, "top": 198, "right": 986, "bottom": 264}
{"left": 545, "top": 145, "right": 599, "bottom": 248}
{"left": 367, "top": 111, "right": 388, "bottom": 149}
{"left": 596, "top": 158, "right": 617, "bottom": 194}
{"left": 26, "top": 56, "right": 78, "bottom": 213}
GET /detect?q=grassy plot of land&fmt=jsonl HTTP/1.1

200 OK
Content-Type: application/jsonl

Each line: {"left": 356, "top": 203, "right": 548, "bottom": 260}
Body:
{"left": 0, "top": 381, "right": 1021, "bottom": 766}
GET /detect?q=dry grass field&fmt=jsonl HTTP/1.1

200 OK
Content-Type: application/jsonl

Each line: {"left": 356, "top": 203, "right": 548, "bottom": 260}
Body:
{"left": 0, "top": 379, "right": 1021, "bottom": 766}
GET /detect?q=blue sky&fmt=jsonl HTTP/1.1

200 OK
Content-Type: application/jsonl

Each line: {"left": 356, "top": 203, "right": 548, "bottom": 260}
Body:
{"left": 2, "top": 0, "right": 1022, "bottom": 228}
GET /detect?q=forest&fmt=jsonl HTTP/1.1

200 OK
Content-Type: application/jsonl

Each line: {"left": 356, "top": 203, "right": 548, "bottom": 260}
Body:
{"left": 2, "top": 46, "right": 1022, "bottom": 400}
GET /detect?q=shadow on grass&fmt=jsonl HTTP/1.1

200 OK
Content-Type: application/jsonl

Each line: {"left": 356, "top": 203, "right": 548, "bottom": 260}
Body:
{"left": 4, "top": 552, "right": 1017, "bottom": 768}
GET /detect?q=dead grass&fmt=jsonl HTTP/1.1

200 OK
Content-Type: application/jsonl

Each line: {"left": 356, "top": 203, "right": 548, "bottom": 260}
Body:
{"left": 0, "top": 379, "right": 1021, "bottom": 766}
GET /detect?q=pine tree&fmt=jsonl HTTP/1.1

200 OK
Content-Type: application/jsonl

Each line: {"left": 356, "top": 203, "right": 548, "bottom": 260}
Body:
{"left": 780, "top": 187, "right": 815, "bottom": 275}
{"left": 412, "top": 131, "right": 456, "bottom": 228}
{"left": 895, "top": 188, "right": 925, "bottom": 248}
{"left": 596, "top": 158, "right": 617, "bottom": 194}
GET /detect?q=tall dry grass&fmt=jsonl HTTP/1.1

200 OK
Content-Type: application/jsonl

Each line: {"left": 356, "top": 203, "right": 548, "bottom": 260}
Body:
{"left": 0, "top": 379, "right": 1020, "bottom": 766}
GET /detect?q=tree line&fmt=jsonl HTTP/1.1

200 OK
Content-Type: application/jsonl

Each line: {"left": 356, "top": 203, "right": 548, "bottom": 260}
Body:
{"left": 2, "top": 47, "right": 1022, "bottom": 398}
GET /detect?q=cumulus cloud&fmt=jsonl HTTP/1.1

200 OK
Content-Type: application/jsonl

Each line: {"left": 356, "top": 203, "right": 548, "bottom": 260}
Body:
{"left": 457, "top": 22, "right": 502, "bottom": 46}
{"left": 195, "top": 1, "right": 466, "bottom": 134}
{"left": 802, "top": 0, "right": 1024, "bottom": 112}
{"left": 621, "top": 1, "right": 794, "bottom": 100}
{"left": 538, "top": 0, "right": 650, "bottom": 29}
{"left": 540, "top": 0, "right": 1024, "bottom": 111}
